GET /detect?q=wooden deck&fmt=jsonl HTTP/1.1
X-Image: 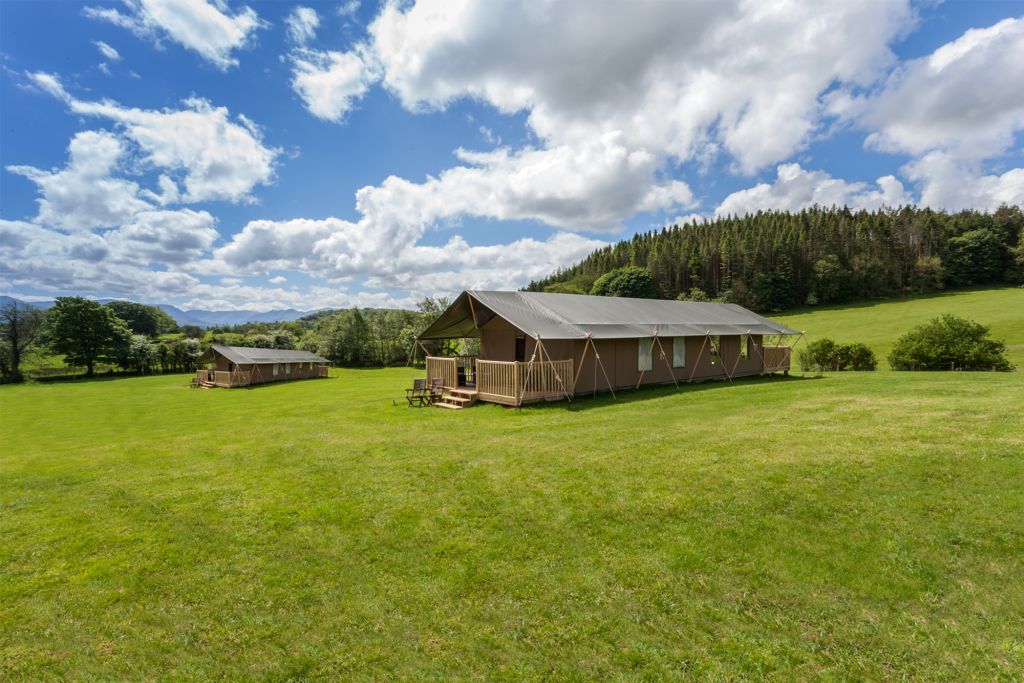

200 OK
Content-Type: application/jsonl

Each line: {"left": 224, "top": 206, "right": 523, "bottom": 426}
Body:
{"left": 195, "top": 365, "right": 328, "bottom": 388}
{"left": 425, "top": 356, "right": 573, "bottom": 407}
{"left": 424, "top": 342, "right": 790, "bottom": 408}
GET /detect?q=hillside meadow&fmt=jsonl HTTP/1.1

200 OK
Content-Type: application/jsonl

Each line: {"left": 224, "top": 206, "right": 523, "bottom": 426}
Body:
{"left": 773, "top": 286, "right": 1024, "bottom": 368}
{"left": 2, "top": 286, "right": 1023, "bottom": 679}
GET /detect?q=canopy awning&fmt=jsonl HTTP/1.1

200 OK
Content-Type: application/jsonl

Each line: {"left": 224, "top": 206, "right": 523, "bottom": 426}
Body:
{"left": 196, "top": 345, "right": 330, "bottom": 365}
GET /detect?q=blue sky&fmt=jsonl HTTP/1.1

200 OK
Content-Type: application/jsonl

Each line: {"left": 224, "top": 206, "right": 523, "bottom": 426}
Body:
{"left": 1, "top": 0, "right": 1022, "bottom": 311}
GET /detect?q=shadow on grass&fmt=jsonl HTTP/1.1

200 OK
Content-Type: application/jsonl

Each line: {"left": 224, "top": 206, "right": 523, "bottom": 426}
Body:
{"left": 231, "top": 376, "right": 336, "bottom": 390}
{"left": 32, "top": 371, "right": 192, "bottom": 385}
{"left": 522, "top": 373, "right": 823, "bottom": 413}
{"left": 26, "top": 372, "right": 338, "bottom": 388}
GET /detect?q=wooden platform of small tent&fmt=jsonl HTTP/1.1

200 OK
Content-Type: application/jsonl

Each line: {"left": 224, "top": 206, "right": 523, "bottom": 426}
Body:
{"left": 194, "top": 345, "right": 330, "bottom": 388}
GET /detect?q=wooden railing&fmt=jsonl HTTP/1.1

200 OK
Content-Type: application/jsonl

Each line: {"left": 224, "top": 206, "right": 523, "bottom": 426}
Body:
{"left": 425, "top": 356, "right": 572, "bottom": 405}
{"left": 425, "top": 356, "right": 457, "bottom": 388}
{"left": 477, "top": 358, "right": 573, "bottom": 406}
{"left": 763, "top": 345, "right": 791, "bottom": 373}
{"left": 520, "top": 358, "right": 573, "bottom": 403}
{"left": 476, "top": 360, "right": 519, "bottom": 405}
{"left": 425, "top": 355, "right": 476, "bottom": 389}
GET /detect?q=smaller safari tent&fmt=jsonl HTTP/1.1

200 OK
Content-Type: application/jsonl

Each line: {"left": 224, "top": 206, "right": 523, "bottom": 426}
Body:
{"left": 195, "top": 345, "right": 329, "bottom": 388}
{"left": 415, "top": 291, "right": 800, "bottom": 407}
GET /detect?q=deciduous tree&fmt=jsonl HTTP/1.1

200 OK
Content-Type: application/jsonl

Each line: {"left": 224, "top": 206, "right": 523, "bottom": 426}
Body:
{"left": 0, "top": 300, "right": 46, "bottom": 383}
{"left": 48, "top": 297, "right": 132, "bottom": 377}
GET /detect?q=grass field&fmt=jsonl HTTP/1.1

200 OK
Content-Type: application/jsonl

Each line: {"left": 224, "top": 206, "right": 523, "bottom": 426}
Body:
{"left": 773, "top": 286, "right": 1024, "bottom": 368}
{"left": 2, "top": 288, "right": 1023, "bottom": 679}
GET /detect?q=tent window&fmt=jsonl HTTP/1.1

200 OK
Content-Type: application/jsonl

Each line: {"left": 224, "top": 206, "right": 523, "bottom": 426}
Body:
{"left": 273, "top": 363, "right": 279, "bottom": 377}
{"left": 515, "top": 335, "right": 526, "bottom": 362}
{"left": 285, "top": 363, "right": 291, "bottom": 374}
{"left": 672, "top": 338, "right": 686, "bottom": 368}
{"left": 710, "top": 336, "right": 721, "bottom": 364}
{"left": 638, "top": 338, "right": 653, "bottom": 372}
{"left": 740, "top": 336, "right": 749, "bottom": 360}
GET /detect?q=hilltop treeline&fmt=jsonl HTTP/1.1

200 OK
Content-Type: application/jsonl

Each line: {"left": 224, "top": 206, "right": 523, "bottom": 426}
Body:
{"left": 527, "top": 206, "right": 1024, "bottom": 311}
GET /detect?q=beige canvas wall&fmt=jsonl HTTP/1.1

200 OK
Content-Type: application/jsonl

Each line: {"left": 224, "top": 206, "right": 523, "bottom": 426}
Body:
{"left": 539, "top": 334, "right": 767, "bottom": 394}
{"left": 478, "top": 322, "right": 772, "bottom": 395}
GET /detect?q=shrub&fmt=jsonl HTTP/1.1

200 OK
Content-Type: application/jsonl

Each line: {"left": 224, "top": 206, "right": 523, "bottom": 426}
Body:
{"left": 798, "top": 338, "right": 877, "bottom": 372}
{"left": 676, "top": 287, "right": 710, "bottom": 302}
{"left": 888, "top": 314, "right": 1014, "bottom": 371}
{"left": 834, "top": 342, "right": 877, "bottom": 371}
{"left": 590, "top": 266, "right": 661, "bottom": 298}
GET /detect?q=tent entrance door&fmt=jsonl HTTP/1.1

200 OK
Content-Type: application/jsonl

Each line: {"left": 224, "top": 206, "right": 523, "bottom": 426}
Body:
{"left": 457, "top": 358, "right": 476, "bottom": 388}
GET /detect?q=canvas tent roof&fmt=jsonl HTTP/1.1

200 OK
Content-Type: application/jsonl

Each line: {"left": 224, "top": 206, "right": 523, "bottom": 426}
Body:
{"left": 197, "top": 345, "right": 330, "bottom": 365}
{"left": 417, "top": 291, "right": 799, "bottom": 341}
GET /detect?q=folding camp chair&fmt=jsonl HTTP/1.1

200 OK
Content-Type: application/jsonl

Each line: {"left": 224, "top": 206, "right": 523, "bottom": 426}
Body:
{"left": 427, "top": 377, "right": 445, "bottom": 404}
{"left": 405, "top": 378, "right": 429, "bottom": 407}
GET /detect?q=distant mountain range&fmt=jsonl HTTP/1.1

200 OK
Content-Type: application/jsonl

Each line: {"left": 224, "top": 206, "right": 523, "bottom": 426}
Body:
{"left": 0, "top": 296, "right": 321, "bottom": 328}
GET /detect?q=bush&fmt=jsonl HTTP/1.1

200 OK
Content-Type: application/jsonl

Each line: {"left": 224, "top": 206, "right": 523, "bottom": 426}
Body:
{"left": 888, "top": 314, "right": 1014, "bottom": 371}
{"left": 798, "top": 338, "right": 877, "bottom": 372}
{"left": 590, "top": 266, "right": 661, "bottom": 298}
{"left": 676, "top": 287, "right": 710, "bottom": 302}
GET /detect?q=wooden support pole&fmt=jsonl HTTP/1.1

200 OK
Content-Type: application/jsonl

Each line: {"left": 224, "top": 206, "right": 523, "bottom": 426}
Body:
{"left": 688, "top": 333, "right": 710, "bottom": 383}
{"left": 654, "top": 334, "right": 679, "bottom": 389}
{"left": 709, "top": 334, "right": 733, "bottom": 383}
{"left": 467, "top": 295, "right": 479, "bottom": 327}
{"left": 789, "top": 332, "right": 806, "bottom": 374}
{"left": 536, "top": 337, "right": 572, "bottom": 403}
{"left": 749, "top": 330, "right": 769, "bottom": 375}
{"left": 517, "top": 338, "right": 539, "bottom": 407}
{"left": 635, "top": 336, "right": 656, "bottom": 390}
{"left": 728, "top": 332, "right": 748, "bottom": 379}
{"left": 572, "top": 335, "right": 593, "bottom": 392}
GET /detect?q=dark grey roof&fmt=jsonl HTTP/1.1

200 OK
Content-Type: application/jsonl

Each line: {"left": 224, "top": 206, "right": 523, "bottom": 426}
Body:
{"left": 198, "top": 345, "right": 330, "bottom": 365}
{"left": 418, "top": 291, "right": 799, "bottom": 340}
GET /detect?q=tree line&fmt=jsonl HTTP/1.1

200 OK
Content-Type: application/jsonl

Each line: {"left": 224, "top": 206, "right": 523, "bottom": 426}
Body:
{"left": 527, "top": 206, "right": 1024, "bottom": 312}
{"left": 0, "top": 296, "right": 456, "bottom": 383}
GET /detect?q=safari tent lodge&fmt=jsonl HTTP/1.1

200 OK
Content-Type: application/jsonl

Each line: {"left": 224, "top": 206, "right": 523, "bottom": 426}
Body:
{"left": 415, "top": 290, "right": 799, "bottom": 408}
{"left": 195, "top": 345, "right": 329, "bottom": 388}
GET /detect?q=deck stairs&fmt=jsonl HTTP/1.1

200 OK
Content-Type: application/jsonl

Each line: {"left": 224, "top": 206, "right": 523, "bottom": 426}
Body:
{"left": 433, "top": 387, "right": 478, "bottom": 410}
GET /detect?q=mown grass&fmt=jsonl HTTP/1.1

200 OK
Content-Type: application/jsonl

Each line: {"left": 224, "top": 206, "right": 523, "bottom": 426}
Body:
{"left": 2, "top": 365, "right": 1023, "bottom": 679}
{"left": 3, "top": 286, "right": 1022, "bottom": 678}
{"left": 773, "top": 286, "right": 1024, "bottom": 368}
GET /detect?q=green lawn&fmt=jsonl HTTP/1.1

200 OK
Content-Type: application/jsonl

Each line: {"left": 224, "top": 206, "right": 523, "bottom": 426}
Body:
{"left": 773, "top": 286, "right": 1024, "bottom": 368}
{"left": 2, "top": 366, "right": 1024, "bottom": 679}
{"left": 3, "top": 287, "right": 1023, "bottom": 678}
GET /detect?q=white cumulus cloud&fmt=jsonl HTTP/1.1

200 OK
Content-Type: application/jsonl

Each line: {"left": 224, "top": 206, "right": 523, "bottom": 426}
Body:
{"left": 903, "top": 152, "right": 1024, "bottom": 212}
{"left": 7, "top": 131, "right": 151, "bottom": 230}
{"left": 94, "top": 40, "right": 122, "bottom": 61}
{"left": 863, "top": 17, "right": 1024, "bottom": 160}
{"left": 286, "top": 6, "right": 319, "bottom": 44}
{"left": 29, "top": 71, "right": 279, "bottom": 203}
{"left": 83, "top": 0, "right": 264, "bottom": 70}
{"left": 290, "top": 46, "right": 377, "bottom": 122}
{"left": 715, "top": 164, "right": 911, "bottom": 217}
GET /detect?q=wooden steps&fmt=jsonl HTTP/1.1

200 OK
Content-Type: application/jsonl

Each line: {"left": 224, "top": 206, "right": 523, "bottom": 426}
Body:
{"left": 432, "top": 387, "right": 478, "bottom": 410}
